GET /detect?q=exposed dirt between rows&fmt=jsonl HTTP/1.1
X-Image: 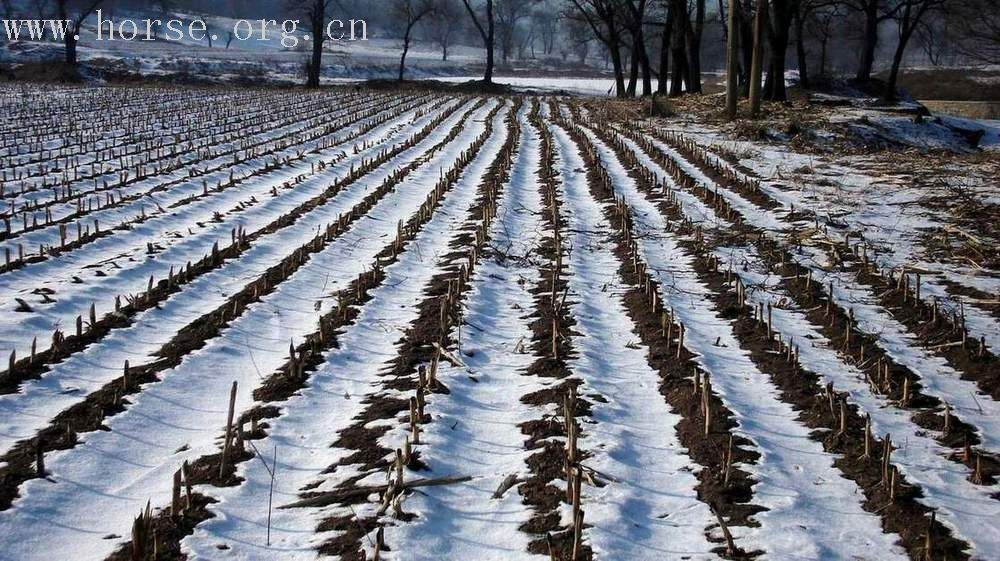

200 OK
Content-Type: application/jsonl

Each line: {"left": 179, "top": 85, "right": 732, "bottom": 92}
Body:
{"left": 310, "top": 102, "right": 515, "bottom": 560}
{"left": 104, "top": 98, "right": 501, "bottom": 561}
{"left": 560, "top": 116, "right": 761, "bottom": 558}
{"left": 937, "top": 279, "right": 1000, "bottom": 322}
{"left": 514, "top": 106, "right": 593, "bottom": 561}
{"left": 0, "top": 94, "right": 442, "bottom": 391}
{"left": 2, "top": 88, "right": 374, "bottom": 193}
{"left": 684, "top": 245, "right": 972, "bottom": 561}
{"left": 648, "top": 125, "right": 999, "bottom": 402}
{"left": 0, "top": 99, "right": 485, "bottom": 513}
{"left": 578, "top": 111, "right": 978, "bottom": 559}
{"left": 0, "top": 92, "right": 407, "bottom": 247}
{"left": 606, "top": 122, "right": 999, "bottom": 478}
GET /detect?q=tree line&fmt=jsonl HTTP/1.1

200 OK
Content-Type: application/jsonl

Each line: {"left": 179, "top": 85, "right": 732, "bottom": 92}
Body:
{"left": 7, "top": 0, "right": 998, "bottom": 100}
{"left": 378, "top": 0, "right": 996, "bottom": 103}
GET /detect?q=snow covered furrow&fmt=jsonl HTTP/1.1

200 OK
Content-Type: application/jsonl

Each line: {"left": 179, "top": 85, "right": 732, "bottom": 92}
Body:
{"left": 385, "top": 104, "right": 546, "bottom": 560}
{"left": 2, "top": 91, "right": 370, "bottom": 211}
{"left": 0, "top": 98, "right": 459, "bottom": 362}
{"left": 600, "top": 126, "right": 992, "bottom": 456}
{"left": 493, "top": 102, "right": 585, "bottom": 558}
{"left": 650, "top": 131, "right": 1000, "bottom": 362}
{"left": 0, "top": 98, "right": 455, "bottom": 398}
{"left": 1, "top": 88, "right": 302, "bottom": 170}
{"left": 572, "top": 125, "right": 905, "bottom": 561}
{"left": 612, "top": 132, "right": 726, "bottom": 229}
{"left": 0, "top": 98, "right": 471, "bottom": 463}
{"left": 717, "top": 242, "right": 1000, "bottom": 560}
{"left": 176, "top": 102, "right": 515, "bottom": 561}
{"left": 0, "top": 99, "right": 502, "bottom": 561}
{"left": 594, "top": 119, "right": 995, "bottom": 556}
{"left": 827, "top": 272, "right": 1000, "bottom": 453}
{"left": 300, "top": 101, "right": 519, "bottom": 561}
{"left": 549, "top": 122, "right": 718, "bottom": 560}
{"left": 0, "top": 93, "right": 426, "bottom": 262}
{"left": 639, "top": 132, "right": 1000, "bottom": 453}
{"left": 697, "top": 141, "right": 1000, "bottom": 351}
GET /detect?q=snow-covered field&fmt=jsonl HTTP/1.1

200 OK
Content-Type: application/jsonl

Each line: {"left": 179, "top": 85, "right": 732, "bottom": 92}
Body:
{"left": 0, "top": 84, "right": 996, "bottom": 561}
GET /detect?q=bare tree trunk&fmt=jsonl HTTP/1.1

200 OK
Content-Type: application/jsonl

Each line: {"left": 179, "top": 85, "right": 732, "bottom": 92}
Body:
{"left": 638, "top": 40, "right": 652, "bottom": 96}
{"left": 462, "top": 0, "right": 495, "bottom": 83}
{"left": 883, "top": 0, "right": 927, "bottom": 102}
{"left": 856, "top": 0, "right": 878, "bottom": 83}
{"left": 793, "top": 3, "right": 809, "bottom": 88}
{"left": 763, "top": 0, "right": 790, "bottom": 101}
{"left": 306, "top": 0, "right": 327, "bottom": 88}
{"left": 56, "top": 0, "right": 79, "bottom": 66}
{"left": 685, "top": 0, "right": 705, "bottom": 93}
{"left": 308, "top": 26, "right": 324, "bottom": 87}
{"left": 609, "top": 27, "right": 627, "bottom": 97}
{"left": 657, "top": 15, "right": 671, "bottom": 94}
{"left": 399, "top": 31, "right": 412, "bottom": 81}
{"left": 738, "top": 0, "right": 754, "bottom": 95}
{"left": 820, "top": 37, "right": 827, "bottom": 77}
{"left": 749, "top": 0, "right": 767, "bottom": 116}
{"left": 484, "top": 1, "right": 495, "bottom": 83}
{"left": 725, "top": 0, "right": 739, "bottom": 118}
{"left": 629, "top": 0, "right": 653, "bottom": 96}
{"left": 669, "top": 0, "right": 687, "bottom": 95}
{"left": 64, "top": 33, "right": 78, "bottom": 65}
{"left": 627, "top": 43, "right": 638, "bottom": 96}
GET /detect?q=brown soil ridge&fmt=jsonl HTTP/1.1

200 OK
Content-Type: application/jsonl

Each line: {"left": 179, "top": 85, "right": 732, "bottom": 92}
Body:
{"left": 575, "top": 111, "right": 975, "bottom": 560}
{"left": 0, "top": 94, "right": 460, "bottom": 393}
{"left": 557, "top": 113, "right": 761, "bottom": 559}
{"left": 0, "top": 98, "right": 487, "bottom": 513}
{"left": 514, "top": 102, "right": 593, "bottom": 561}
{"left": 106, "top": 97, "right": 506, "bottom": 561}
{"left": 608, "top": 121, "right": 1000, "bottom": 477}
{"left": 648, "top": 125, "right": 999, "bottom": 401}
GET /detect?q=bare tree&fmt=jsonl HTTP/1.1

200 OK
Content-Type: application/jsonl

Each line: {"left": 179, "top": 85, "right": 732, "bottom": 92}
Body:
{"left": 685, "top": 0, "right": 706, "bottom": 93}
{"left": 657, "top": 0, "right": 672, "bottom": 94}
{"left": 622, "top": 0, "right": 653, "bottom": 96}
{"left": 883, "top": 0, "right": 944, "bottom": 101}
{"left": 533, "top": 7, "right": 559, "bottom": 55}
{"left": 946, "top": 0, "right": 1000, "bottom": 65}
{"left": 761, "top": 0, "right": 797, "bottom": 101}
{"left": 667, "top": 0, "right": 687, "bottom": 95}
{"left": 496, "top": 0, "right": 531, "bottom": 64}
{"left": 791, "top": 0, "right": 839, "bottom": 88}
{"left": 839, "top": 0, "right": 900, "bottom": 83}
{"left": 914, "top": 18, "right": 943, "bottom": 66}
{"left": 562, "top": 15, "right": 593, "bottom": 65}
{"left": 427, "top": 0, "right": 462, "bottom": 60}
{"left": 792, "top": 0, "right": 808, "bottom": 88}
{"left": 199, "top": 12, "right": 216, "bottom": 47}
{"left": 748, "top": 0, "right": 766, "bottom": 114}
{"left": 804, "top": 1, "right": 839, "bottom": 77}
{"left": 393, "top": 0, "right": 436, "bottom": 80}
{"left": 725, "top": 0, "right": 738, "bottom": 117}
{"left": 566, "top": 0, "right": 627, "bottom": 96}
{"left": 461, "top": 0, "right": 496, "bottom": 83}
{"left": 55, "top": 0, "right": 103, "bottom": 66}
{"left": 287, "top": 0, "right": 338, "bottom": 88}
